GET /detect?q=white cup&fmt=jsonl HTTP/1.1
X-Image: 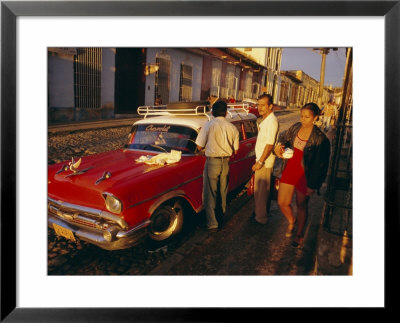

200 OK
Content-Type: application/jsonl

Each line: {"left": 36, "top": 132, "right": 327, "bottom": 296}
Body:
{"left": 282, "top": 148, "right": 294, "bottom": 159}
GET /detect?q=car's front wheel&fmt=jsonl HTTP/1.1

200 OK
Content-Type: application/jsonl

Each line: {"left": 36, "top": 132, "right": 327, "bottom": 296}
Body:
{"left": 148, "top": 200, "right": 184, "bottom": 242}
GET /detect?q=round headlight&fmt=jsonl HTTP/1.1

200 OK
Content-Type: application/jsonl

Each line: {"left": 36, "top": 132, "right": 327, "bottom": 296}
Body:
{"left": 103, "top": 230, "right": 112, "bottom": 242}
{"left": 104, "top": 194, "right": 122, "bottom": 214}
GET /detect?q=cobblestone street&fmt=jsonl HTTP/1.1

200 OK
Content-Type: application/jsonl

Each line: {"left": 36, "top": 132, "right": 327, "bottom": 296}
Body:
{"left": 47, "top": 110, "right": 325, "bottom": 276}
{"left": 48, "top": 126, "right": 132, "bottom": 165}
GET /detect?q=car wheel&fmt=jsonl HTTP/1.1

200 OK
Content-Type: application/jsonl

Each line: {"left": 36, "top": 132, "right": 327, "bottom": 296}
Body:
{"left": 148, "top": 200, "right": 184, "bottom": 241}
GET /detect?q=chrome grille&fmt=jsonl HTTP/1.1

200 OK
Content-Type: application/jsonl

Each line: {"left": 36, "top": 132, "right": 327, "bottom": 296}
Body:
{"left": 48, "top": 198, "right": 127, "bottom": 230}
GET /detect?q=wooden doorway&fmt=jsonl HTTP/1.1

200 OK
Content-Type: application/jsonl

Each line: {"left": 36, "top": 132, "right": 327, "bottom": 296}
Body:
{"left": 115, "top": 48, "right": 146, "bottom": 114}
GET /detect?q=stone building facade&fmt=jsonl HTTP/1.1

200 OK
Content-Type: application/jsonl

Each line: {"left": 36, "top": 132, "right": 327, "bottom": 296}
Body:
{"left": 48, "top": 47, "right": 273, "bottom": 123}
{"left": 48, "top": 47, "right": 339, "bottom": 123}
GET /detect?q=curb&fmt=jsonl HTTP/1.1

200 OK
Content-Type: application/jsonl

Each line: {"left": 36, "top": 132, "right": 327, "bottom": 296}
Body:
{"left": 48, "top": 118, "right": 141, "bottom": 134}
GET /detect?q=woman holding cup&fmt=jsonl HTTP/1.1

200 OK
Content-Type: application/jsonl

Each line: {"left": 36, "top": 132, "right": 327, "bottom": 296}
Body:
{"left": 274, "top": 103, "right": 330, "bottom": 247}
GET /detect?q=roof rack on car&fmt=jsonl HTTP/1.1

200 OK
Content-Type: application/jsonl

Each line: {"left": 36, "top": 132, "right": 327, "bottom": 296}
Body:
{"left": 226, "top": 107, "right": 250, "bottom": 119}
{"left": 227, "top": 103, "right": 250, "bottom": 116}
{"left": 137, "top": 104, "right": 211, "bottom": 120}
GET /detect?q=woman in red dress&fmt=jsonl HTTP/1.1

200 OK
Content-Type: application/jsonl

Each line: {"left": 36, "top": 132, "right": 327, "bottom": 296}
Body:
{"left": 274, "top": 103, "right": 330, "bottom": 247}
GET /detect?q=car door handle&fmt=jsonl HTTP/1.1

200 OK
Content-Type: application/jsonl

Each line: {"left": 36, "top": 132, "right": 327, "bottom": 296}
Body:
{"left": 246, "top": 143, "right": 253, "bottom": 147}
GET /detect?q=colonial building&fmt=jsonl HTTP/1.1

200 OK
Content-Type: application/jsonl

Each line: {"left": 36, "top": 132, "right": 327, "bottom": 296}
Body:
{"left": 48, "top": 48, "right": 116, "bottom": 122}
{"left": 48, "top": 47, "right": 282, "bottom": 123}
{"left": 199, "top": 48, "right": 268, "bottom": 102}
{"left": 144, "top": 48, "right": 203, "bottom": 107}
{"left": 235, "top": 48, "right": 282, "bottom": 104}
{"left": 277, "top": 69, "right": 335, "bottom": 109}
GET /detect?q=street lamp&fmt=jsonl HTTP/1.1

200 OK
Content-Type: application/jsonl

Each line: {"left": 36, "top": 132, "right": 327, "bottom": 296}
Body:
{"left": 144, "top": 64, "right": 159, "bottom": 76}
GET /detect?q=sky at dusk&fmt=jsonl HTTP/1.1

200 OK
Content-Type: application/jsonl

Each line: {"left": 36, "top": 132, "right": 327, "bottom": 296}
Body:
{"left": 280, "top": 47, "right": 347, "bottom": 88}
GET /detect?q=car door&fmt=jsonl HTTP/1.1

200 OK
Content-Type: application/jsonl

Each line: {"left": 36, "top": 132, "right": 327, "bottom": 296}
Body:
{"left": 228, "top": 119, "right": 257, "bottom": 191}
{"left": 239, "top": 119, "right": 257, "bottom": 184}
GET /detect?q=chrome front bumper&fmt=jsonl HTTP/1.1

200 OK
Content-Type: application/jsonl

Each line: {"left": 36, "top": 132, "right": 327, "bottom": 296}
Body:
{"left": 48, "top": 198, "right": 150, "bottom": 250}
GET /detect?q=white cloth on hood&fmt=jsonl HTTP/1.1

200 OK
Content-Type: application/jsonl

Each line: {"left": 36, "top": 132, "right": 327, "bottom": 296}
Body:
{"left": 136, "top": 150, "right": 182, "bottom": 165}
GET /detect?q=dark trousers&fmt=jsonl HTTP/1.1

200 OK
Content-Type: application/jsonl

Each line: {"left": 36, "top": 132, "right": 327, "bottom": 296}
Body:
{"left": 203, "top": 157, "right": 230, "bottom": 229}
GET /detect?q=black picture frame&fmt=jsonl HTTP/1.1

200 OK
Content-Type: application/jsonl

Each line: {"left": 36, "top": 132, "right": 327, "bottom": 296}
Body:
{"left": 1, "top": 1, "right": 397, "bottom": 321}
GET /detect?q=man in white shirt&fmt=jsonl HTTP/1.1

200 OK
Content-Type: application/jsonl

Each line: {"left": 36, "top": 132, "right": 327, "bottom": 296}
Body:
{"left": 196, "top": 101, "right": 239, "bottom": 232}
{"left": 251, "top": 94, "right": 279, "bottom": 225}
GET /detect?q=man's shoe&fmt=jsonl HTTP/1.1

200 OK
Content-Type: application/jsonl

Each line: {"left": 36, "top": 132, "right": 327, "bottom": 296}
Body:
{"left": 249, "top": 215, "right": 266, "bottom": 225}
{"left": 291, "top": 235, "right": 304, "bottom": 248}
{"left": 199, "top": 225, "right": 218, "bottom": 233}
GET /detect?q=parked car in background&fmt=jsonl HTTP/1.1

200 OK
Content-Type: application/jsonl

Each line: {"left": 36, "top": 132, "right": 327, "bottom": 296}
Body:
{"left": 48, "top": 101, "right": 258, "bottom": 250}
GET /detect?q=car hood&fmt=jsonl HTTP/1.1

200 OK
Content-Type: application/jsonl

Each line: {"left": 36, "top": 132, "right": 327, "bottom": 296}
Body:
{"left": 48, "top": 149, "right": 200, "bottom": 210}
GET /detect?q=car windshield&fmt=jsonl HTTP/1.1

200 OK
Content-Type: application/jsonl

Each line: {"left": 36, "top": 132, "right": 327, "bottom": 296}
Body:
{"left": 125, "top": 124, "right": 198, "bottom": 154}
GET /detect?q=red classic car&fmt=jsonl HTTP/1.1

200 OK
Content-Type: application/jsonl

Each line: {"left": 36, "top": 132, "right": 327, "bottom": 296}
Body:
{"left": 48, "top": 102, "right": 258, "bottom": 250}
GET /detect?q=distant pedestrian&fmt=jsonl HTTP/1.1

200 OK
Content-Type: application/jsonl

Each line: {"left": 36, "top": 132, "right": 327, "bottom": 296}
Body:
{"left": 207, "top": 96, "right": 218, "bottom": 106}
{"left": 322, "top": 99, "right": 337, "bottom": 131}
{"left": 229, "top": 96, "right": 236, "bottom": 103}
{"left": 196, "top": 100, "right": 239, "bottom": 232}
{"left": 251, "top": 94, "right": 279, "bottom": 225}
{"left": 154, "top": 95, "right": 162, "bottom": 106}
{"left": 274, "top": 102, "right": 330, "bottom": 247}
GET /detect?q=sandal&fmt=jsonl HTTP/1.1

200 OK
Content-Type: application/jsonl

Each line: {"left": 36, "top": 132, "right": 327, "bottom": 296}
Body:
{"left": 285, "top": 218, "right": 297, "bottom": 238}
{"left": 292, "top": 235, "right": 304, "bottom": 248}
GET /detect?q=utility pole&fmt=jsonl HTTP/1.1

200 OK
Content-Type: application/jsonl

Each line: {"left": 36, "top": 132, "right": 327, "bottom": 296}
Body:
{"left": 313, "top": 47, "right": 338, "bottom": 108}
{"left": 318, "top": 48, "right": 328, "bottom": 108}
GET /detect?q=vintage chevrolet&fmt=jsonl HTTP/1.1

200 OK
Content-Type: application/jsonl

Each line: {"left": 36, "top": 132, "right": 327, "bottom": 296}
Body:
{"left": 48, "top": 102, "right": 258, "bottom": 250}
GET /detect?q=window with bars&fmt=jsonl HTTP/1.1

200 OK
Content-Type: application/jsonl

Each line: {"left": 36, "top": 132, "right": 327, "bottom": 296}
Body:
{"left": 252, "top": 82, "right": 260, "bottom": 99}
{"left": 244, "top": 70, "right": 253, "bottom": 98}
{"left": 179, "top": 63, "right": 193, "bottom": 102}
{"left": 74, "top": 48, "right": 102, "bottom": 109}
{"left": 279, "top": 81, "right": 289, "bottom": 103}
{"left": 154, "top": 56, "right": 170, "bottom": 105}
{"left": 298, "top": 87, "right": 305, "bottom": 105}
{"left": 210, "top": 59, "right": 222, "bottom": 97}
{"left": 290, "top": 85, "right": 299, "bottom": 104}
{"left": 276, "top": 49, "right": 282, "bottom": 71}
{"left": 225, "top": 64, "right": 236, "bottom": 99}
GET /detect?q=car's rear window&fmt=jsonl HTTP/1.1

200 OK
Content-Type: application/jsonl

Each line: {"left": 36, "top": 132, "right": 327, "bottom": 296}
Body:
{"left": 233, "top": 119, "right": 258, "bottom": 141}
{"left": 243, "top": 120, "right": 258, "bottom": 138}
{"left": 125, "top": 124, "right": 198, "bottom": 154}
